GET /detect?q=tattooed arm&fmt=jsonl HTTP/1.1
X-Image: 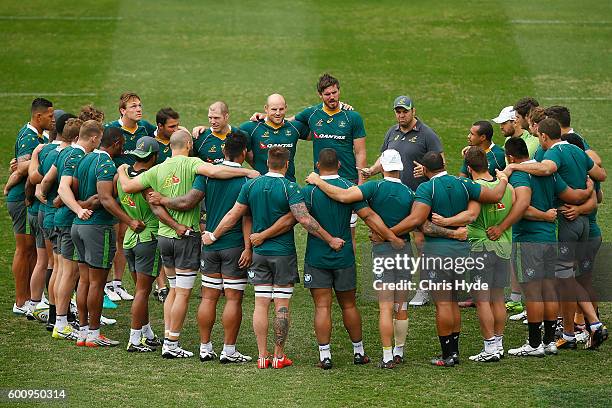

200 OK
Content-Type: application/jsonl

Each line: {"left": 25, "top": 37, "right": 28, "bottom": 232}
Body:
{"left": 421, "top": 220, "right": 467, "bottom": 241}
{"left": 290, "top": 202, "right": 344, "bottom": 251}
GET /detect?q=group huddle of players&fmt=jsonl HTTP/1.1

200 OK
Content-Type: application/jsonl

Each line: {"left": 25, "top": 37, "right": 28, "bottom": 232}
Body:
{"left": 5, "top": 73, "right": 608, "bottom": 369}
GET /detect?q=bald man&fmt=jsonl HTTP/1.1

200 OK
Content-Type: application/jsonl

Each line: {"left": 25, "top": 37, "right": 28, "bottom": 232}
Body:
{"left": 193, "top": 101, "right": 250, "bottom": 165}
{"left": 240, "top": 94, "right": 309, "bottom": 182}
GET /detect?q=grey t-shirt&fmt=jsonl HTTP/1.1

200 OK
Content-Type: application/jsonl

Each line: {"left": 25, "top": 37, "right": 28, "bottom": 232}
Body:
{"left": 381, "top": 119, "right": 443, "bottom": 190}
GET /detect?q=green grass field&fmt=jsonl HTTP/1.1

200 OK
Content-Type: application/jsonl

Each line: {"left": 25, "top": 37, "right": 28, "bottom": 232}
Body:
{"left": 1, "top": 1, "right": 611, "bottom": 406}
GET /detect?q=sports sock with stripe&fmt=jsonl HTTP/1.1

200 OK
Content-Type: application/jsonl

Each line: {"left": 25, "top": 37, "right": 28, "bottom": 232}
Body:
{"left": 55, "top": 315, "right": 67, "bottom": 330}
{"left": 528, "top": 322, "right": 542, "bottom": 348}
{"left": 438, "top": 335, "right": 452, "bottom": 359}
{"left": 382, "top": 346, "right": 393, "bottom": 363}
{"left": 393, "top": 318, "right": 408, "bottom": 357}
{"left": 562, "top": 332, "right": 575, "bottom": 342}
{"left": 200, "top": 342, "right": 213, "bottom": 353}
{"left": 543, "top": 320, "right": 556, "bottom": 344}
{"left": 87, "top": 328, "right": 100, "bottom": 340}
{"left": 484, "top": 337, "right": 497, "bottom": 354}
{"left": 451, "top": 332, "right": 460, "bottom": 354}
{"left": 79, "top": 325, "right": 89, "bottom": 339}
{"left": 142, "top": 323, "right": 155, "bottom": 340}
{"left": 318, "top": 343, "right": 331, "bottom": 361}
{"left": 494, "top": 334, "right": 503, "bottom": 350}
{"left": 223, "top": 344, "right": 236, "bottom": 355}
{"left": 130, "top": 328, "right": 142, "bottom": 345}
{"left": 590, "top": 321, "right": 603, "bottom": 332}
{"left": 352, "top": 340, "right": 364, "bottom": 356}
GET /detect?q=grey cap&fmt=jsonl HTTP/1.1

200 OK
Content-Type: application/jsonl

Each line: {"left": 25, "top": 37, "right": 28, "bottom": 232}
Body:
{"left": 126, "top": 136, "right": 159, "bottom": 158}
{"left": 53, "top": 109, "right": 66, "bottom": 122}
{"left": 393, "top": 96, "right": 413, "bottom": 110}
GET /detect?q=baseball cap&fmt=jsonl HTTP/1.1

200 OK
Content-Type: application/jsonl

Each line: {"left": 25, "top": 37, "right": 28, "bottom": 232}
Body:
{"left": 53, "top": 109, "right": 66, "bottom": 123}
{"left": 380, "top": 149, "right": 404, "bottom": 172}
{"left": 492, "top": 106, "right": 516, "bottom": 123}
{"left": 393, "top": 96, "right": 413, "bottom": 110}
{"left": 126, "top": 136, "right": 159, "bottom": 158}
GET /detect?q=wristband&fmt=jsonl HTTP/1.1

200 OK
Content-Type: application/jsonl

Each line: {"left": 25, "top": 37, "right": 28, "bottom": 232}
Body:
{"left": 206, "top": 231, "right": 217, "bottom": 242}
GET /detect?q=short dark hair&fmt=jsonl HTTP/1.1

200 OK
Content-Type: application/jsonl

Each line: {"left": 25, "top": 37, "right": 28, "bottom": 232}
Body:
{"left": 562, "top": 133, "right": 585, "bottom": 151}
{"left": 267, "top": 146, "right": 290, "bottom": 170}
{"left": 31, "top": 97, "right": 53, "bottom": 114}
{"left": 100, "top": 126, "right": 124, "bottom": 148}
{"left": 156, "top": 107, "right": 180, "bottom": 126}
{"left": 528, "top": 106, "right": 547, "bottom": 124}
{"left": 317, "top": 73, "right": 340, "bottom": 94}
{"left": 63, "top": 118, "right": 83, "bottom": 142}
{"left": 473, "top": 120, "right": 494, "bottom": 141}
{"left": 504, "top": 137, "right": 529, "bottom": 159}
{"left": 223, "top": 131, "right": 247, "bottom": 161}
{"left": 514, "top": 97, "right": 539, "bottom": 117}
{"left": 538, "top": 118, "right": 561, "bottom": 140}
{"left": 56, "top": 113, "right": 76, "bottom": 137}
{"left": 135, "top": 153, "right": 157, "bottom": 163}
{"left": 464, "top": 146, "right": 488, "bottom": 173}
{"left": 421, "top": 152, "right": 445, "bottom": 172}
{"left": 318, "top": 148, "right": 339, "bottom": 170}
{"left": 79, "top": 120, "right": 104, "bottom": 141}
{"left": 544, "top": 105, "right": 571, "bottom": 128}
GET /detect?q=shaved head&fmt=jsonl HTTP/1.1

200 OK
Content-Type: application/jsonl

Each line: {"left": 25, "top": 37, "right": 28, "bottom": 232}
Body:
{"left": 209, "top": 101, "right": 229, "bottom": 115}
{"left": 265, "top": 93, "right": 287, "bottom": 126}
{"left": 266, "top": 93, "right": 286, "bottom": 107}
{"left": 170, "top": 129, "right": 192, "bottom": 150}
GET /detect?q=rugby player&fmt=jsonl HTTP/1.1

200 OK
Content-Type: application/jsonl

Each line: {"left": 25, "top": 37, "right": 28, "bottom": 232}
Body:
{"left": 492, "top": 106, "right": 539, "bottom": 159}
{"left": 5, "top": 98, "right": 54, "bottom": 315}
{"left": 204, "top": 146, "right": 345, "bottom": 369}
{"left": 117, "top": 129, "right": 259, "bottom": 358}
{"left": 458, "top": 121, "right": 505, "bottom": 178}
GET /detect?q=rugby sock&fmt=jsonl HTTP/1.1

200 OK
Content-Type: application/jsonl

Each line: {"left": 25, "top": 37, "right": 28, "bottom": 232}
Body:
{"left": 510, "top": 292, "right": 522, "bottom": 303}
{"left": 165, "top": 339, "right": 178, "bottom": 350}
{"left": 543, "top": 320, "right": 556, "bottom": 344}
{"left": 200, "top": 342, "right": 213, "bottom": 353}
{"left": 45, "top": 268, "right": 53, "bottom": 290}
{"left": 87, "top": 328, "right": 100, "bottom": 340}
{"left": 48, "top": 304, "right": 56, "bottom": 325}
{"left": 382, "top": 346, "right": 393, "bottom": 363}
{"left": 484, "top": 337, "right": 497, "bottom": 354}
{"left": 494, "top": 334, "right": 504, "bottom": 351}
{"left": 528, "top": 322, "right": 542, "bottom": 348}
{"left": 562, "top": 332, "right": 576, "bottom": 342}
{"left": 584, "top": 316, "right": 592, "bottom": 333}
{"left": 352, "top": 340, "right": 364, "bottom": 356}
{"left": 130, "top": 329, "right": 142, "bottom": 345}
{"left": 79, "top": 325, "right": 89, "bottom": 339}
{"left": 451, "top": 332, "right": 460, "bottom": 354}
{"left": 55, "top": 314, "right": 68, "bottom": 330}
{"left": 590, "top": 321, "right": 603, "bottom": 332}
{"left": 438, "top": 335, "right": 452, "bottom": 359}
{"left": 393, "top": 318, "right": 408, "bottom": 357}
{"left": 112, "top": 279, "right": 122, "bottom": 290}
{"left": 142, "top": 323, "right": 155, "bottom": 340}
{"left": 31, "top": 299, "right": 41, "bottom": 308}
{"left": 223, "top": 344, "right": 236, "bottom": 356}
{"left": 318, "top": 344, "right": 331, "bottom": 361}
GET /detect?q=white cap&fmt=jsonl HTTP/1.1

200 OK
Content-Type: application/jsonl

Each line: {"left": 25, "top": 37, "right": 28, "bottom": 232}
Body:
{"left": 380, "top": 149, "right": 404, "bottom": 172}
{"left": 492, "top": 106, "right": 516, "bottom": 124}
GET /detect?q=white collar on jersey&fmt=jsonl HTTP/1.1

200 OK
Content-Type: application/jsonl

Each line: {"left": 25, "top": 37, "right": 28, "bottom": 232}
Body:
{"left": 222, "top": 160, "right": 241, "bottom": 167}
{"left": 72, "top": 143, "right": 86, "bottom": 153}
{"left": 26, "top": 122, "right": 41, "bottom": 135}
{"left": 51, "top": 140, "right": 61, "bottom": 145}
{"left": 430, "top": 171, "right": 448, "bottom": 179}
{"left": 94, "top": 149, "right": 111, "bottom": 158}
{"left": 550, "top": 140, "right": 569, "bottom": 149}
{"left": 266, "top": 172, "right": 284, "bottom": 178}
{"left": 320, "top": 174, "right": 340, "bottom": 180}
{"left": 384, "top": 176, "right": 402, "bottom": 183}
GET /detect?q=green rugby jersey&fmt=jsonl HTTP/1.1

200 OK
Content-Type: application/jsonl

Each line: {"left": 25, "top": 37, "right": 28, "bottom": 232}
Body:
{"left": 302, "top": 175, "right": 367, "bottom": 269}
{"left": 294, "top": 103, "right": 366, "bottom": 181}
{"left": 520, "top": 130, "right": 540, "bottom": 160}
{"left": 194, "top": 126, "right": 249, "bottom": 164}
{"left": 34, "top": 141, "right": 61, "bottom": 218}
{"left": 460, "top": 143, "right": 506, "bottom": 178}
{"left": 117, "top": 167, "right": 158, "bottom": 249}
{"left": 8, "top": 123, "right": 48, "bottom": 202}
{"left": 588, "top": 181, "right": 601, "bottom": 238}
{"left": 54, "top": 145, "right": 87, "bottom": 227}
{"left": 508, "top": 164, "right": 567, "bottom": 242}
{"left": 155, "top": 137, "right": 172, "bottom": 164}
{"left": 73, "top": 150, "right": 117, "bottom": 226}
{"left": 415, "top": 172, "right": 482, "bottom": 256}
{"left": 139, "top": 155, "right": 205, "bottom": 238}
{"left": 193, "top": 161, "right": 248, "bottom": 251}
{"left": 358, "top": 177, "right": 415, "bottom": 240}
{"left": 40, "top": 144, "right": 65, "bottom": 229}
{"left": 240, "top": 120, "right": 308, "bottom": 182}
{"left": 543, "top": 142, "right": 594, "bottom": 206}
{"left": 467, "top": 178, "right": 513, "bottom": 258}
{"left": 236, "top": 172, "right": 303, "bottom": 256}
{"left": 105, "top": 119, "right": 156, "bottom": 166}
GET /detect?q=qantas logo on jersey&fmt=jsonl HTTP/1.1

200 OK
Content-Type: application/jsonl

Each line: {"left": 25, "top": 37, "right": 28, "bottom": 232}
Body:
{"left": 313, "top": 132, "right": 346, "bottom": 140}
{"left": 120, "top": 194, "right": 136, "bottom": 208}
{"left": 259, "top": 142, "right": 294, "bottom": 149}
{"left": 162, "top": 174, "right": 181, "bottom": 188}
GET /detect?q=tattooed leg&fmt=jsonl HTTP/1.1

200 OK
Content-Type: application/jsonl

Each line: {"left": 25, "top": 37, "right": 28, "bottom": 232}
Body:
{"left": 273, "top": 301, "right": 290, "bottom": 357}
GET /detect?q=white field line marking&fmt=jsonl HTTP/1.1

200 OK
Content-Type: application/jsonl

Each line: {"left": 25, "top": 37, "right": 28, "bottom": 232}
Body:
{"left": 540, "top": 97, "right": 612, "bottom": 101}
{"left": 511, "top": 19, "right": 611, "bottom": 25}
{"left": 0, "top": 92, "right": 98, "bottom": 97}
{"left": 0, "top": 16, "right": 121, "bottom": 21}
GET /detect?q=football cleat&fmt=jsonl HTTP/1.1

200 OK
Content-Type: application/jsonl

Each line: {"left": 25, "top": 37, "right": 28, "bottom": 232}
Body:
{"left": 257, "top": 356, "right": 272, "bottom": 369}
{"left": 409, "top": 289, "right": 429, "bottom": 306}
{"left": 317, "top": 357, "right": 333, "bottom": 370}
{"left": 143, "top": 336, "right": 162, "bottom": 348}
{"left": 114, "top": 286, "right": 134, "bottom": 301}
{"left": 52, "top": 325, "right": 78, "bottom": 341}
{"left": 377, "top": 359, "right": 395, "bottom": 369}
{"left": 33, "top": 308, "right": 49, "bottom": 323}
{"left": 544, "top": 342, "right": 558, "bottom": 355}
{"left": 508, "top": 342, "right": 545, "bottom": 357}
{"left": 353, "top": 353, "right": 371, "bottom": 365}
{"left": 102, "top": 295, "right": 118, "bottom": 310}
{"left": 199, "top": 349, "right": 218, "bottom": 362}
{"left": 555, "top": 338, "right": 577, "bottom": 350}
{"left": 451, "top": 352, "right": 460, "bottom": 365}
{"left": 272, "top": 355, "right": 293, "bottom": 369}
{"left": 157, "top": 287, "right": 169, "bottom": 303}
{"left": 509, "top": 311, "right": 527, "bottom": 321}
{"left": 585, "top": 326, "right": 607, "bottom": 350}
{"left": 104, "top": 285, "right": 121, "bottom": 302}
{"left": 100, "top": 315, "right": 116, "bottom": 326}
{"left": 12, "top": 303, "right": 28, "bottom": 316}
{"left": 468, "top": 350, "right": 500, "bottom": 362}
{"left": 431, "top": 355, "right": 455, "bottom": 367}
{"left": 458, "top": 298, "right": 475, "bottom": 308}
{"left": 76, "top": 335, "right": 87, "bottom": 347}
{"left": 162, "top": 344, "right": 193, "bottom": 359}
{"left": 498, "top": 346, "right": 505, "bottom": 359}
{"left": 220, "top": 350, "right": 252, "bottom": 364}
{"left": 127, "top": 342, "right": 155, "bottom": 353}
{"left": 393, "top": 355, "right": 404, "bottom": 365}
{"left": 85, "top": 334, "right": 119, "bottom": 347}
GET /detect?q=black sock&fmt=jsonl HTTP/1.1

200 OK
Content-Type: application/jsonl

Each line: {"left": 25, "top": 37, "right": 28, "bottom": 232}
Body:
{"left": 543, "top": 320, "right": 556, "bottom": 344}
{"left": 584, "top": 316, "right": 592, "bottom": 333}
{"left": 528, "top": 322, "right": 542, "bottom": 348}
{"left": 438, "top": 335, "right": 452, "bottom": 359}
{"left": 48, "top": 304, "right": 56, "bottom": 325}
{"left": 45, "top": 268, "right": 53, "bottom": 291}
{"left": 451, "top": 331, "right": 460, "bottom": 354}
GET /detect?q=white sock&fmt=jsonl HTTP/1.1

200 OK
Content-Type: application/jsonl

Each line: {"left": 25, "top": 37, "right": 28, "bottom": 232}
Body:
{"left": 484, "top": 337, "right": 497, "bottom": 354}
{"left": 382, "top": 346, "right": 393, "bottom": 363}
{"left": 510, "top": 292, "right": 522, "bottom": 303}
{"left": 318, "top": 343, "right": 331, "bottom": 361}
{"left": 165, "top": 339, "right": 178, "bottom": 349}
{"left": 142, "top": 323, "right": 155, "bottom": 340}
{"left": 79, "top": 325, "right": 89, "bottom": 338}
{"left": 55, "top": 315, "right": 68, "bottom": 330}
{"left": 352, "top": 340, "right": 364, "bottom": 356}
{"left": 130, "top": 328, "right": 142, "bottom": 345}
{"left": 113, "top": 280, "right": 122, "bottom": 290}
{"left": 393, "top": 345, "right": 404, "bottom": 358}
{"left": 590, "top": 322, "right": 603, "bottom": 332}
{"left": 200, "top": 342, "right": 213, "bottom": 353}
{"left": 87, "top": 328, "right": 100, "bottom": 340}
{"left": 223, "top": 344, "right": 236, "bottom": 355}
{"left": 495, "top": 334, "right": 504, "bottom": 350}
{"left": 105, "top": 282, "right": 113, "bottom": 289}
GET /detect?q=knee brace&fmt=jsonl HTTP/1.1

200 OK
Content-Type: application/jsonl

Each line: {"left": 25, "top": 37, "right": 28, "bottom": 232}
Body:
{"left": 254, "top": 285, "right": 273, "bottom": 298}
{"left": 201, "top": 275, "right": 223, "bottom": 291}
{"left": 175, "top": 272, "right": 197, "bottom": 289}
{"left": 223, "top": 278, "right": 247, "bottom": 291}
{"left": 273, "top": 286, "right": 294, "bottom": 299}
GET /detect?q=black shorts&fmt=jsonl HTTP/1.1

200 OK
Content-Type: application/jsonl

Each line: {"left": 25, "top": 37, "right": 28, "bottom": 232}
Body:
{"left": 556, "top": 216, "right": 589, "bottom": 278}
{"left": 71, "top": 224, "right": 116, "bottom": 269}
{"left": 469, "top": 250, "right": 510, "bottom": 289}
{"left": 200, "top": 246, "right": 246, "bottom": 278}
{"left": 57, "top": 226, "right": 79, "bottom": 261}
{"left": 247, "top": 253, "right": 299, "bottom": 286}
{"left": 7, "top": 201, "right": 30, "bottom": 235}
{"left": 27, "top": 212, "right": 45, "bottom": 249}
{"left": 158, "top": 234, "right": 201, "bottom": 271}
{"left": 303, "top": 263, "right": 356, "bottom": 291}
{"left": 576, "top": 236, "right": 602, "bottom": 276}
{"left": 513, "top": 242, "right": 557, "bottom": 283}
{"left": 125, "top": 240, "right": 161, "bottom": 277}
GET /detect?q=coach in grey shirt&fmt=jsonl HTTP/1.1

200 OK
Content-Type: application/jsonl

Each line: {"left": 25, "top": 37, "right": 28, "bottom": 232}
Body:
{"left": 362, "top": 96, "right": 443, "bottom": 191}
